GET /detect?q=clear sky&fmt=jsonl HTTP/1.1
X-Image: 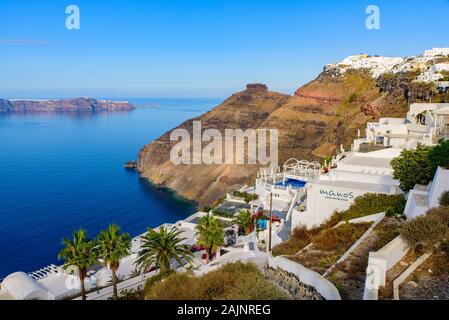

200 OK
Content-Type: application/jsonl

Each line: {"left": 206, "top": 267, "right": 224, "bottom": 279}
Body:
{"left": 0, "top": 0, "right": 448, "bottom": 98}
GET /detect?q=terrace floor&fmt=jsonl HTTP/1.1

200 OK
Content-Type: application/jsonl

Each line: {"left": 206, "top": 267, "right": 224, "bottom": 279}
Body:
{"left": 215, "top": 201, "right": 251, "bottom": 217}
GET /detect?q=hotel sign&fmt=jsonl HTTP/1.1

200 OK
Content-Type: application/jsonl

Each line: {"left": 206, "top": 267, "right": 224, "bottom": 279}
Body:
{"left": 319, "top": 189, "right": 355, "bottom": 202}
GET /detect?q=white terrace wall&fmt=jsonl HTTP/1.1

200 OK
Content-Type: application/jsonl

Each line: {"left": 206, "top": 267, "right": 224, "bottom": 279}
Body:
{"left": 363, "top": 235, "right": 410, "bottom": 300}
{"left": 324, "top": 212, "right": 385, "bottom": 277}
{"left": 268, "top": 256, "right": 341, "bottom": 300}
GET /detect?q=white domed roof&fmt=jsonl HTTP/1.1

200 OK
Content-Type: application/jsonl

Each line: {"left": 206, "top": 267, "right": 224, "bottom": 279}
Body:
{"left": 2, "top": 272, "right": 49, "bottom": 300}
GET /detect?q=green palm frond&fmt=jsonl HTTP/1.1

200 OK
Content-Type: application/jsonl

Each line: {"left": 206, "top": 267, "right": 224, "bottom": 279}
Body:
{"left": 195, "top": 214, "right": 225, "bottom": 262}
{"left": 136, "top": 226, "right": 194, "bottom": 274}
{"left": 97, "top": 224, "right": 131, "bottom": 268}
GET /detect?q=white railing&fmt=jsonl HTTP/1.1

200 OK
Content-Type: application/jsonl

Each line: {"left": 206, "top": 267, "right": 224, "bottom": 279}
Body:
{"left": 28, "top": 264, "right": 61, "bottom": 281}
{"left": 286, "top": 190, "right": 303, "bottom": 222}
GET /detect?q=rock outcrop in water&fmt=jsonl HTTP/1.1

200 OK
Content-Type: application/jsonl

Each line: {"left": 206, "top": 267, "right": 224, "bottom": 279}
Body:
{"left": 0, "top": 97, "right": 135, "bottom": 112}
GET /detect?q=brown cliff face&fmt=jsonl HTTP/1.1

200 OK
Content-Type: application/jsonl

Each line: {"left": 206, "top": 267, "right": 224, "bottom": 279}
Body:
{"left": 138, "top": 71, "right": 414, "bottom": 207}
{"left": 138, "top": 85, "right": 290, "bottom": 207}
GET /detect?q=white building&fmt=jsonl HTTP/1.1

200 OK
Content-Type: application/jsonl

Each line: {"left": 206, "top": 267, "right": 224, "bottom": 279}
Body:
{"left": 327, "top": 54, "right": 403, "bottom": 79}
{"left": 417, "top": 63, "right": 449, "bottom": 82}
{"left": 292, "top": 103, "right": 449, "bottom": 229}
{"left": 417, "top": 71, "right": 444, "bottom": 82}
{"left": 353, "top": 103, "right": 449, "bottom": 151}
{"left": 423, "top": 48, "right": 449, "bottom": 57}
{"left": 404, "top": 167, "right": 449, "bottom": 219}
{"left": 292, "top": 148, "right": 402, "bottom": 229}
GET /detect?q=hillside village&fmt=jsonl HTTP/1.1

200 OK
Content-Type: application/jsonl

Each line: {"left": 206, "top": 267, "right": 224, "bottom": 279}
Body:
{"left": 325, "top": 48, "right": 449, "bottom": 94}
{"left": 1, "top": 49, "right": 449, "bottom": 301}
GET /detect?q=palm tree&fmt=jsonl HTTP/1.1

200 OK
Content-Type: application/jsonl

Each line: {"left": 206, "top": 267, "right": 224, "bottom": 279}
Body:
{"left": 234, "top": 210, "right": 254, "bottom": 235}
{"left": 136, "top": 226, "right": 193, "bottom": 275}
{"left": 58, "top": 228, "right": 98, "bottom": 300}
{"left": 195, "top": 214, "right": 225, "bottom": 263}
{"left": 97, "top": 224, "right": 131, "bottom": 300}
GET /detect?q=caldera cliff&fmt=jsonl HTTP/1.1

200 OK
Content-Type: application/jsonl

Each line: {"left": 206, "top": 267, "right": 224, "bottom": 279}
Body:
{"left": 138, "top": 54, "right": 449, "bottom": 207}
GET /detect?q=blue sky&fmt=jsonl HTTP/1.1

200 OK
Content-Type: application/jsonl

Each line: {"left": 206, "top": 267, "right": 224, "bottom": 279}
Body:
{"left": 0, "top": 0, "right": 448, "bottom": 98}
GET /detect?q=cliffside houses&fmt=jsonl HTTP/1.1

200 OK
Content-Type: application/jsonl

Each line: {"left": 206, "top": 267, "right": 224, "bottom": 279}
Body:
{"left": 325, "top": 48, "right": 449, "bottom": 83}
{"left": 325, "top": 54, "right": 404, "bottom": 79}
{"left": 353, "top": 103, "right": 449, "bottom": 150}
{"left": 417, "top": 63, "right": 449, "bottom": 82}
{"left": 1, "top": 102, "right": 448, "bottom": 301}
{"left": 253, "top": 103, "right": 449, "bottom": 230}
{"left": 424, "top": 48, "right": 449, "bottom": 57}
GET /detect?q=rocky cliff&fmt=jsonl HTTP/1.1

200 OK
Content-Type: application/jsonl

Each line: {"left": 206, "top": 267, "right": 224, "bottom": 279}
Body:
{"left": 138, "top": 64, "right": 441, "bottom": 207}
{"left": 138, "top": 84, "right": 290, "bottom": 207}
{"left": 0, "top": 97, "right": 135, "bottom": 112}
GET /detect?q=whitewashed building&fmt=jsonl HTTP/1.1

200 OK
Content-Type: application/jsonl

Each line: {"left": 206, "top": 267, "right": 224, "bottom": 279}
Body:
{"left": 292, "top": 148, "right": 402, "bottom": 229}
{"left": 423, "top": 48, "right": 449, "bottom": 57}
{"left": 352, "top": 103, "right": 449, "bottom": 151}
{"left": 404, "top": 167, "right": 449, "bottom": 219}
{"left": 326, "top": 54, "right": 403, "bottom": 79}
{"left": 292, "top": 103, "right": 449, "bottom": 229}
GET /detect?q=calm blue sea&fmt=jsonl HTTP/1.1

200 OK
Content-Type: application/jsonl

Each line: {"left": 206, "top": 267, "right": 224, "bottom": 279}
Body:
{"left": 0, "top": 97, "right": 222, "bottom": 279}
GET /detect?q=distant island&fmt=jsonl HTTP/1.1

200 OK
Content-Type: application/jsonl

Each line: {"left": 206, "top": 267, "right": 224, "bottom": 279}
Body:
{"left": 0, "top": 97, "right": 135, "bottom": 112}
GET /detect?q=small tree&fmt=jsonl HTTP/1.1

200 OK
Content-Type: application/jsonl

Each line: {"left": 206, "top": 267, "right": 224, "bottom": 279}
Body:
{"left": 195, "top": 214, "right": 225, "bottom": 263}
{"left": 391, "top": 145, "right": 436, "bottom": 191}
{"left": 233, "top": 210, "right": 254, "bottom": 235}
{"left": 58, "top": 228, "right": 98, "bottom": 300}
{"left": 136, "top": 226, "right": 193, "bottom": 275}
{"left": 429, "top": 140, "right": 449, "bottom": 169}
{"left": 97, "top": 224, "right": 131, "bottom": 300}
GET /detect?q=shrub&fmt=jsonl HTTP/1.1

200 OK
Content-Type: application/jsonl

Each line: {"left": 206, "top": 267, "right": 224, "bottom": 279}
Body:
{"left": 439, "top": 191, "right": 449, "bottom": 207}
{"left": 312, "top": 222, "right": 370, "bottom": 252}
{"left": 341, "top": 193, "right": 406, "bottom": 220}
{"left": 272, "top": 226, "right": 320, "bottom": 256}
{"left": 144, "top": 262, "right": 289, "bottom": 300}
{"left": 440, "top": 241, "right": 449, "bottom": 258}
{"left": 202, "top": 206, "right": 213, "bottom": 212}
{"left": 375, "top": 224, "right": 401, "bottom": 248}
{"left": 212, "top": 209, "right": 234, "bottom": 218}
{"left": 233, "top": 191, "right": 259, "bottom": 203}
{"left": 145, "top": 272, "right": 202, "bottom": 300}
{"left": 429, "top": 140, "right": 449, "bottom": 170}
{"left": 322, "top": 212, "right": 343, "bottom": 229}
{"left": 427, "top": 206, "right": 449, "bottom": 227}
{"left": 400, "top": 214, "right": 449, "bottom": 250}
{"left": 385, "top": 207, "right": 397, "bottom": 217}
{"left": 391, "top": 145, "right": 436, "bottom": 191}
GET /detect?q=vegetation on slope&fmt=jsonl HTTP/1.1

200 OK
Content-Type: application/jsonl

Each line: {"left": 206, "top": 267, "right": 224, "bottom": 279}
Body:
{"left": 340, "top": 193, "right": 406, "bottom": 220}
{"left": 143, "top": 262, "right": 290, "bottom": 300}
{"left": 401, "top": 206, "right": 449, "bottom": 251}
{"left": 391, "top": 140, "right": 449, "bottom": 191}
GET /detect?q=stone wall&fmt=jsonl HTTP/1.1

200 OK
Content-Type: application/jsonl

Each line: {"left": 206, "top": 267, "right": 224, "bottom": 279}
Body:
{"left": 264, "top": 267, "right": 323, "bottom": 300}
